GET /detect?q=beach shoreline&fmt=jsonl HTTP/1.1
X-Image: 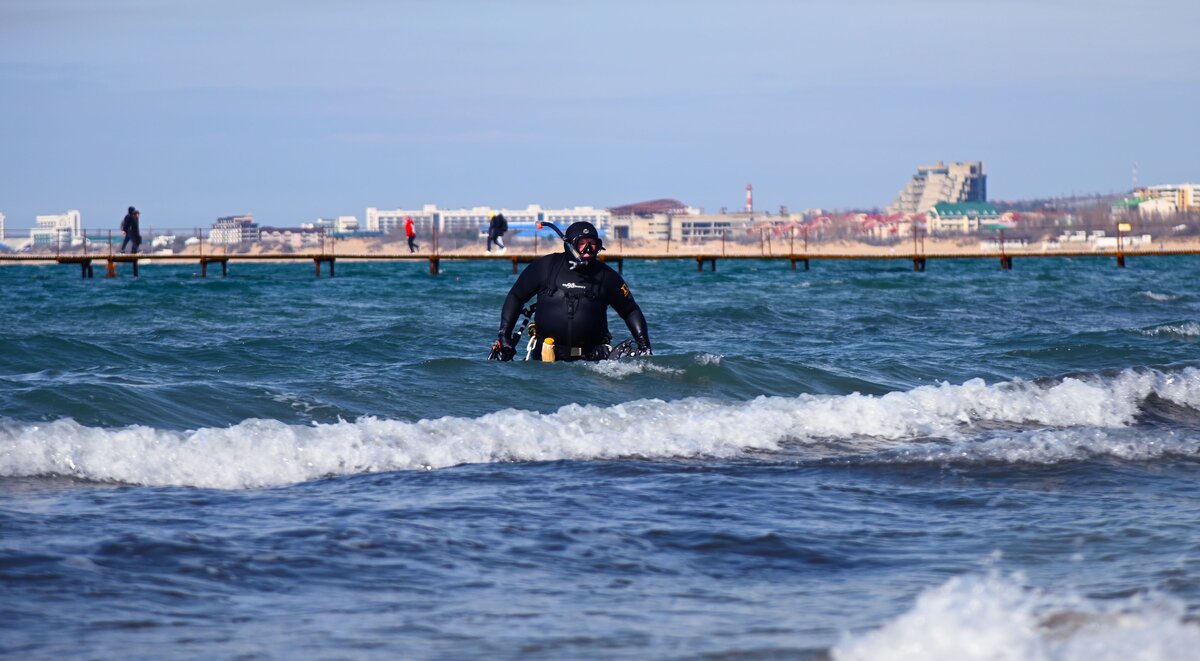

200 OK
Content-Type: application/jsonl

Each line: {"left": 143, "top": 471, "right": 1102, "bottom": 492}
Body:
{"left": 187, "top": 234, "right": 1200, "bottom": 258}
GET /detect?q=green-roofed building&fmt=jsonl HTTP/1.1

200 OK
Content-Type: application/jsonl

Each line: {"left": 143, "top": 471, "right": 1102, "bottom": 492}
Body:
{"left": 1111, "top": 198, "right": 1141, "bottom": 212}
{"left": 927, "top": 201, "right": 1001, "bottom": 234}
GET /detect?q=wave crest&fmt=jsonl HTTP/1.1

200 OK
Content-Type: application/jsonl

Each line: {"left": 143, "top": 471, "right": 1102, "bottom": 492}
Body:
{"left": 3, "top": 367, "right": 1200, "bottom": 489}
{"left": 1141, "top": 323, "right": 1200, "bottom": 338}
{"left": 832, "top": 572, "right": 1200, "bottom": 661}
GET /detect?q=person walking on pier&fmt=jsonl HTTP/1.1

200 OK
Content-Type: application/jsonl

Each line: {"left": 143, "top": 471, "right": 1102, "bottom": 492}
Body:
{"left": 404, "top": 215, "right": 419, "bottom": 253}
{"left": 120, "top": 206, "right": 142, "bottom": 254}
{"left": 486, "top": 213, "right": 507, "bottom": 254}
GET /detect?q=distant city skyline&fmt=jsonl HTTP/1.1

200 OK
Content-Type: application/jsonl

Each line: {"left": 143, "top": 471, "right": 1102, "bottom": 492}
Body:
{"left": 2, "top": 0, "right": 1197, "bottom": 230}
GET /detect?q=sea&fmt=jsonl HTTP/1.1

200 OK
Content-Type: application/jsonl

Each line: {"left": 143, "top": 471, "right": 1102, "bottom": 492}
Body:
{"left": 3, "top": 254, "right": 1200, "bottom": 660}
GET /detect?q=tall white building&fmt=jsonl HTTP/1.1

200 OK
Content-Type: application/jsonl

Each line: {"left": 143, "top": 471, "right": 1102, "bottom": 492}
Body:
{"left": 209, "top": 214, "right": 259, "bottom": 245}
{"left": 30, "top": 210, "right": 83, "bottom": 248}
{"left": 366, "top": 204, "right": 612, "bottom": 235}
{"left": 0, "top": 212, "right": 5, "bottom": 240}
{"left": 888, "top": 161, "right": 987, "bottom": 215}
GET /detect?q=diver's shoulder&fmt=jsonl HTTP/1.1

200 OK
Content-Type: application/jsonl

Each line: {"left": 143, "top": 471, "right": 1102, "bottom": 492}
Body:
{"left": 596, "top": 259, "right": 623, "bottom": 278}
{"left": 533, "top": 252, "right": 566, "bottom": 268}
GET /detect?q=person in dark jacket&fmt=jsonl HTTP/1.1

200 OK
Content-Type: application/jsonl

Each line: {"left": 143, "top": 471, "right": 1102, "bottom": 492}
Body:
{"left": 120, "top": 206, "right": 142, "bottom": 254}
{"left": 486, "top": 213, "right": 507, "bottom": 254}
{"left": 495, "top": 221, "right": 651, "bottom": 361}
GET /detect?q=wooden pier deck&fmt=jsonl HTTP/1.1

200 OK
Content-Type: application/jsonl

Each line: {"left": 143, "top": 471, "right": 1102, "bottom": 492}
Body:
{"left": 3, "top": 247, "right": 1200, "bottom": 278}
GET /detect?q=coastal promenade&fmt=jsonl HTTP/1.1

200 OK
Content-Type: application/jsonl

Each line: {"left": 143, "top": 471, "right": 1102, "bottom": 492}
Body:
{"left": 3, "top": 243, "right": 1200, "bottom": 278}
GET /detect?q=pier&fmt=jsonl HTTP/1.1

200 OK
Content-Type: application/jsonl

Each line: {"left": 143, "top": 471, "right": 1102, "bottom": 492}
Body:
{"left": 3, "top": 247, "right": 1200, "bottom": 278}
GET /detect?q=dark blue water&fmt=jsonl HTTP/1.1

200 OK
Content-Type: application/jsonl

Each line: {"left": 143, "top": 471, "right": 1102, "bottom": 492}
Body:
{"left": 4, "top": 257, "right": 1200, "bottom": 659}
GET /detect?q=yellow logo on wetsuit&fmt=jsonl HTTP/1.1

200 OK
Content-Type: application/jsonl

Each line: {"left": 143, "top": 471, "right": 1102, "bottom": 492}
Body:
{"left": 620, "top": 283, "right": 631, "bottom": 298}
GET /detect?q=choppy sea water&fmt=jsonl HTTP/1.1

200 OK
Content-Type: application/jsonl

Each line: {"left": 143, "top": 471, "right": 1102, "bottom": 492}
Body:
{"left": 3, "top": 255, "right": 1200, "bottom": 659}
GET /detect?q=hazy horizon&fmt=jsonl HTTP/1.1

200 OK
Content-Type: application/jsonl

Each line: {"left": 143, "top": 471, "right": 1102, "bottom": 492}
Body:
{"left": 2, "top": 0, "right": 1197, "bottom": 231}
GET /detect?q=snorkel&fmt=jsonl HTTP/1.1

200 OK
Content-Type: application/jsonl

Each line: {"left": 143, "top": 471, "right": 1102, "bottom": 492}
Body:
{"left": 537, "top": 221, "right": 589, "bottom": 270}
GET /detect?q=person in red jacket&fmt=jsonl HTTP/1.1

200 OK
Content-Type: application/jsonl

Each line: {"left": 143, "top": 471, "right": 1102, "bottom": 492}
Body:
{"left": 404, "top": 216, "right": 418, "bottom": 253}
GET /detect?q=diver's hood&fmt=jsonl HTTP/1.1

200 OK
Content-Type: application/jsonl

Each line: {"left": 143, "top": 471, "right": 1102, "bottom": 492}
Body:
{"left": 564, "top": 221, "right": 603, "bottom": 270}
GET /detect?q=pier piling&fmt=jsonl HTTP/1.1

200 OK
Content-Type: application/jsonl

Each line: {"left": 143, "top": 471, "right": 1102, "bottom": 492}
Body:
{"left": 312, "top": 257, "right": 335, "bottom": 277}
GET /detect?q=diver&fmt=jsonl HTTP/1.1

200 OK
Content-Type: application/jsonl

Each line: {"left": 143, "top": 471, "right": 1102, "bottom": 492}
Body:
{"left": 494, "top": 221, "right": 651, "bottom": 361}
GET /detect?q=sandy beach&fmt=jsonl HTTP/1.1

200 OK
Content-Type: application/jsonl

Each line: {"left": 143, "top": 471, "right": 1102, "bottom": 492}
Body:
{"left": 9, "top": 233, "right": 1200, "bottom": 262}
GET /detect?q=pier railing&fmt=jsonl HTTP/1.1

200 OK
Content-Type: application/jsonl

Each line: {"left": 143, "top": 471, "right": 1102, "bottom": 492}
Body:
{"left": 3, "top": 226, "right": 1199, "bottom": 278}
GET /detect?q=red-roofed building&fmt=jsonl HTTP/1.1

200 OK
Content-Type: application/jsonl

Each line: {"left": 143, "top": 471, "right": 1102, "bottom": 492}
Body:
{"left": 608, "top": 199, "right": 689, "bottom": 217}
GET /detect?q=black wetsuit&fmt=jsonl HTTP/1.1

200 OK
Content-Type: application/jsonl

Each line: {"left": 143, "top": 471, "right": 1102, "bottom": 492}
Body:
{"left": 499, "top": 252, "right": 649, "bottom": 361}
{"left": 120, "top": 213, "right": 141, "bottom": 253}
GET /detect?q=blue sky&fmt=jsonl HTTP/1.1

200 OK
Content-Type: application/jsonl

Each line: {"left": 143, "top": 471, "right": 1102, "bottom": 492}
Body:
{"left": 2, "top": 0, "right": 1196, "bottom": 231}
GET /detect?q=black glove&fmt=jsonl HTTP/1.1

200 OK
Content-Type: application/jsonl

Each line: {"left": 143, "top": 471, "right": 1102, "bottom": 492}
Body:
{"left": 496, "top": 332, "right": 516, "bottom": 361}
{"left": 635, "top": 336, "right": 653, "bottom": 356}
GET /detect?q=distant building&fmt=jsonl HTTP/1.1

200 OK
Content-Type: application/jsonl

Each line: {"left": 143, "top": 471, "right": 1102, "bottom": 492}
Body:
{"left": 441, "top": 207, "right": 511, "bottom": 234}
{"left": 609, "top": 211, "right": 761, "bottom": 241}
{"left": 926, "top": 202, "right": 1002, "bottom": 234}
{"left": 1133, "top": 183, "right": 1200, "bottom": 217}
{"left": 30, "top": 210, "right": 83, "bottom": 248}
{"left": 609, "top": 208, "right": 796, "bottom": 242}
{"left": 608, "top": 200, "right": 737, "bottom": 241}
{"left": 0, "top": 211, "right": 5, "bottom": 240}
{"left": 365, "top": 205, "right": 612, "bottom": 236}
{"left": 888, "top": 161, "right": 987, "bottom": 215}
{"left": 302, "top": 216, "right": 360, "bottom": 235}
{"left": 259, "top": 226, "right": 324, "bottom": 249}
{"left": 541, "top": 206, "right": 611, "bottom": 233}
{"left": 209, "top": 214, "right": 259, "bottom": 245}
{"left": 1110, "top": 197, "right": 1141, "bottom": 217}
{"left": 609, "top": 199, "right": 690, "bottom": 216}
{"left": 367, "top": 205, "right": 437, "bottom": 235}
{"left": 610, "top": 213, "right": 671, "bottom": 241}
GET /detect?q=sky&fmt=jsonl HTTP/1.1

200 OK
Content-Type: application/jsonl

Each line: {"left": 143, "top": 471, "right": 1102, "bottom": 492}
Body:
{"left": 1, "top": 0, "right": 1197, "bottom": 231}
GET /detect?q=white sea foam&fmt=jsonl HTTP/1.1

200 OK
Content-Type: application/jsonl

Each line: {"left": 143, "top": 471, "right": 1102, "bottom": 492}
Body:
{"left": 1141, "top": 322, "right": 1200, "bottom": 338}
{"left": 581, "top": 360, "right": 681, "bottom": 378}
{"left": 1139, "top": 291, "right": 1180, "bottom": 302}
{"left": 832, "top": 572, "right": 1200, "bottom": 661}
{"left": 886, "top": 427, "right": 1200, "bottom": 465}
{"left": 694, "top": 353, "right": 723, "bottom": 366}
{"left": 3, "top": 367, "right": 1200, "bottom": 489}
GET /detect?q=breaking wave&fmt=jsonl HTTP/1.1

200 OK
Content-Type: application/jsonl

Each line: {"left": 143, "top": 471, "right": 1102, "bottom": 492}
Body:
{"left": 1141, "top": 322, "right": 1200, "bottom": 338}
{"left": 832, "top": 572, "right": 1200, "bottom": 661}
{"left": 1139, "top": 291, "right": 1180, "bottom": 302}
{"left": 4, "top": 367, "right": 1200, "bottom": 489}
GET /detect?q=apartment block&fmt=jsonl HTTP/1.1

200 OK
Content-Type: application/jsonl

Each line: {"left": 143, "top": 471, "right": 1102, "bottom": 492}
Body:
{"left": 888, "top": 161, "right": 987, "bottom": 215}
{"left": 209, "top": 214, "right": 259, "bottom": 245}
